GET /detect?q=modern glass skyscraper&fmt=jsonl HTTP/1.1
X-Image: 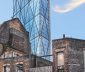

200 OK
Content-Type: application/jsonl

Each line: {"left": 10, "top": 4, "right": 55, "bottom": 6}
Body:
{"left": 13, "top": 0, "right": 50, "bottom": 59}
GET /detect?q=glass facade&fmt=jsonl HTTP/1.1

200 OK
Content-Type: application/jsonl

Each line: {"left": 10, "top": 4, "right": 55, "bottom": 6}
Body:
{"left": 13, "top": 0, "right": 50, "bottom": 59}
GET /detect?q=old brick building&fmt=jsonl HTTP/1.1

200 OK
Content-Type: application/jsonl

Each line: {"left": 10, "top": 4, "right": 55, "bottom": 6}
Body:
{"left": 1, "top": 18, "right": 85, "bottom": 72}
{"left": 52, "top": 35, "right": 85, "bottom": 72}
{"left": 0, "top": 18, "right": 31, "bottom": 72}
{"left": 0, "top": 18, "right": 52, "bottom": 72}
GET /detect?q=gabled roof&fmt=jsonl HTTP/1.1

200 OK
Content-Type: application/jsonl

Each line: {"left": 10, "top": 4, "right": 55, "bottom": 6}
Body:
{"left": 0, "top": 18, "right": 30, "bottom": 54}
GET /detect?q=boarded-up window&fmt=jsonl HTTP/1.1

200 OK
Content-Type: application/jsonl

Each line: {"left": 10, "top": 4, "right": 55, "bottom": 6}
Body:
{"left": 57, "top": 52, "right": 64, "bottom": 66}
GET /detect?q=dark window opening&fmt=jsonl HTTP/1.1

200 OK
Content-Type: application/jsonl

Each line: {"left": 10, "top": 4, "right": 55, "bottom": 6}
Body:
{"left": 58, "top": 69, "right": 64, "bottom": 72}
{"left": 16, "top": 64, "right": 24, "bottom": 72}
{"left": 4, "top": 65, "right": 10, "bottom": 72}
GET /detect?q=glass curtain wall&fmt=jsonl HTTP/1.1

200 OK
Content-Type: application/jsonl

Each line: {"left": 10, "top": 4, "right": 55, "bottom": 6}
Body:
{"left": 13, "top": 0, "right": 50, "bottom": 59}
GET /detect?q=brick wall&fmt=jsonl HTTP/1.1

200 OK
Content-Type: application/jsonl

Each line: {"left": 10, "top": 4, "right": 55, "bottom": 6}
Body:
{"left": 29, "top": 66, "right": 52, "bottom": 72}
{"left": 52, "top": 38, "right": 85, "bottom": 72}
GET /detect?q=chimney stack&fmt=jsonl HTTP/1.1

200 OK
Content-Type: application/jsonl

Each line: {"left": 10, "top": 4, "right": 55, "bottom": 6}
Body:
{"left": 63, "top": 34, "right": 65, "bottom": 38}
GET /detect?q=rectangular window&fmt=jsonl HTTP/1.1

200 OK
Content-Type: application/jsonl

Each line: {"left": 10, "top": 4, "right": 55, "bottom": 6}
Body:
{"left": 57, "top": 52, "right": 64, "bottom": 66}
{"left": 4, "top": 66, "right": 10, "bottom": 72}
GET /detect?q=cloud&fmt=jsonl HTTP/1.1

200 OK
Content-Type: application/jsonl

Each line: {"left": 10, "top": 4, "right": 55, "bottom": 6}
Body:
{"left": 54, "top": 0, "right": 85, "bottom": 13}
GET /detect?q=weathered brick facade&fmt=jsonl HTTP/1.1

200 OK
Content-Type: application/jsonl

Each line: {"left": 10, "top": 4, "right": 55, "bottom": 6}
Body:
{"left": 0, "top": 18, "right": 52, "bottom": 72}
{"left": 53, "top": 37, "right": 85, "bottom": 72}
{"left": 0, "top": 18, "right": 31, "bottom": 72}
{"left": 1, "top": 18, "right": 85, "bottom": 72}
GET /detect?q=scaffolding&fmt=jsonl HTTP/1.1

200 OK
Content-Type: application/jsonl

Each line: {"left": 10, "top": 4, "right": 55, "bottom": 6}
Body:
{"left": 13, "top": 0, "right": 51, "bottom": 60}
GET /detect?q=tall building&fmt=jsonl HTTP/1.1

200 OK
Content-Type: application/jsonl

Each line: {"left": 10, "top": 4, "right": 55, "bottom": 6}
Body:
{"left": 13, "top": 0, "right": 51, "bottom": 59}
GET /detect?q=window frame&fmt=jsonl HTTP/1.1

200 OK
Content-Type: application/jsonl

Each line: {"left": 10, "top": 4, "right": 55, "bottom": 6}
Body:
{"left": 56, "top": 51, "right": 64, "bottom": 67}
